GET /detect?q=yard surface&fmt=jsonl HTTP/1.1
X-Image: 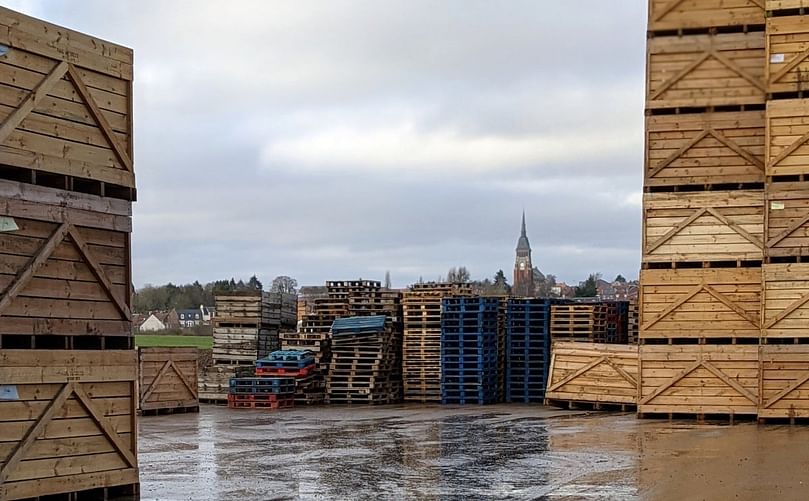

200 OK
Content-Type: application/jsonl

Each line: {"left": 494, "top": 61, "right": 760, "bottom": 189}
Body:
{"left": 135, "top": 335, "right": 212, "bottom": 349}
{"left": 137, "top": 404, "right": 809, "bottom": 500}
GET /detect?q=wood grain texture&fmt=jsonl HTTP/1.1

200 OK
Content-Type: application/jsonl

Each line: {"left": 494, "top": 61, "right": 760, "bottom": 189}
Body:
{"left": 545, "top": 342, "right": 639, "bottom": 405}
{"left": 648, "top": 0, "right": 764, "bottom": 31}
{"left": 759, "top": 344, "right": 809, "bottom": 418}
{"left": 766, "top": 98, "right": 809, "bottom": 177}
{"left": 138, "top": 348, "right": 199, "bottom": 411}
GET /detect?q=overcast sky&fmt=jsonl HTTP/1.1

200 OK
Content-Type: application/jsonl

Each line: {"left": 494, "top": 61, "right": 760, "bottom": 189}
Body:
{"left": 7, "top": 1, "right": 646, "bottom": 288}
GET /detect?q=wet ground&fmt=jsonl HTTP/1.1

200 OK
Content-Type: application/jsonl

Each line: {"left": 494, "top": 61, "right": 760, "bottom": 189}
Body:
{"left": 138, "top": 404, "right": 809, "bottom": 500}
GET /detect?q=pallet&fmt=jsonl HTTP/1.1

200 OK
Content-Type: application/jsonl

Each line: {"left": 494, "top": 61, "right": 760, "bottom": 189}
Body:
{"left": 643, "top": 190, "right": 765, "bottom": 263}
{"left": 767, "top": 15, "right": 809, "bottom": 95}
{"left": 647, "top": 0, "right": 765, "bottom": 32}
{"left": 646, "top": 31, "right": 766, "bottom": 110}
{"left": 545, "top": 342, "right": 639, "bottom": 406}
{"left": 638, "top": 344, "right": 759, "bottom": 415}
{"left": 550, "top": 304, "right": 608, "bottom": 342}
{"left": 0, "top": 350, "right": 139, "bottom": 501}
{"left": 138, "top": 347, "right": 198, "bottom": 413}
{"left": 639, "top": 267, "right": 762, "bottom": 341}
{"left": 644, "top": 111, "right": 765, "bottom": 187}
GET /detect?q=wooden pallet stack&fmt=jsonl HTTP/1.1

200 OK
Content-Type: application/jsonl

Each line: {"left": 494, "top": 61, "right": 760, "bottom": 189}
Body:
{"left": 199, "top": 292, "right": 273, "bottom": 402}
{"left": 550, "top": 304, "right": 608, "bottom": 343}
{"left": 505, "top": 298, "right": 552, "bottom": 403}
{"left": 325, "top": 315, "right": 401, "bottom": 404}
{"left": 257, "top": 292, "right": 297, "bottom": 358}
{"left": 0, "top": 7, "right": 140, "bottom": 499}
{"left": 628, "top": 300, "right": 639, "bottom": 345}
{"left": 440, "top": 297, "right": 500, "bottom": 405}
{"left": 639, "top": 1, "right": 767, "bottom": 418}
{"left": 401, "top": 282, "right": 472, "bottom": 402}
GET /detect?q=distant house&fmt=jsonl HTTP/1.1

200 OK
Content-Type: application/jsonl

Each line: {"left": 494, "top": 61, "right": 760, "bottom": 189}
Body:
{"left": 176, "top": 305, "right": 214, "bottom": 328}
{"left": 138, "top": 310, "right": 180, "bottom": 332}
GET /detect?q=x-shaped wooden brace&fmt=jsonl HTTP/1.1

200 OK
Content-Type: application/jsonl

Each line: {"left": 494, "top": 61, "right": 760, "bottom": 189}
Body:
{"left": 639, "top": 356, "right": 758, "bottom": 405}
{"left": 762, "top": 368, "right": 809, "bottom": 409}
{"left": 0, "top": 60, "right": 132, "bottom": 172}
{"left": 642, "top": 281, "right": 759, "bottom": 331}
{"left": 769, "top": 128, "right": 809, "bottom": 173}
{"left": 547, "top": 355, "right": 638, "bottom": 393}
{"left": 650, "top": 48, "right": 766, "bottom": 102}
{"left": 645, "top": 207, "right": 764, "bottom": 255}
{"left": 652, "top": 0, "right": 764, "bottom": 23}
{"left": 141, "top": 359, "right": 198, "bottom": 404}
{"left": 648, "top": 127, "right": 764, "bottom": 179}
{"left": 0, "top": 221, "right": 131, "bottom": 320}
{"left": 770, "top": 44, "right": 809, "bottom": 87}
{"left": 764, "top": 288, "right": 809, "bottom": 329}
{"left": 0, "top": 382, "right": 137, "bottom": 484}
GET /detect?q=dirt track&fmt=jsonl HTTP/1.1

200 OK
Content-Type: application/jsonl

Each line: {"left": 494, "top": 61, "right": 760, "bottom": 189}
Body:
{"left": 138, "top": 405, "right": 809, "bottom": 500}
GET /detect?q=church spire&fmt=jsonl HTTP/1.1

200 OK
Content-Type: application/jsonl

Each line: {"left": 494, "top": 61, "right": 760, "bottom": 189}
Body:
{"left": 516, "top": 211, "right": 531, "bottom": 251}
{"left": 521, "top": 210, "right": 527, "bottom": 238}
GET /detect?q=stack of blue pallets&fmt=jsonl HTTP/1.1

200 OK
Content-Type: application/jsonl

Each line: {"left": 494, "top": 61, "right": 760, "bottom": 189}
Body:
{"left": 440, "top": 297, "right": 500, "bottom": 405}
{"left": 506, "top": 298, "right": 552, "bottom": 403}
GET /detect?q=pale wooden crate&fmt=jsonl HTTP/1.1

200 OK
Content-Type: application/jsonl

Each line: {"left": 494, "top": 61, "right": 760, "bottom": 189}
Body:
{"left": 645, "top": 111, "right": 765, "bottom": 187}
{"left": 767, "top": 15, "right": 809, "bottom": 94}
{"left": 138, "top": 347, "right": 199, "bottom": 412}
{"left": 767, "top": 0, "right": 809, "bottom": 12}
{"left": 648, "top": 0, "right": 764, "bottom": 31}
{"left": 0, "top": 7, "right": 134, "bottom": 192}
{"left": 766, "top": 98, "right": 809, "bottom": 178}
{"left": 639, "top": 344, "right": 760, "bottom": 415}
{"left": 0, "top": 180, "right": 132, "bottom": 344}
{"left": 0, "top": 349, "right": 139, "bottom": 500}
{"left": 646, "top": 32, "right": 766, "bottom": 110}
{"left": 762, "top": 263, "right": 809, "bottom": 339}
{"left": 759, "top": 345, "right": 809, "bottom": 418}
{"left": 642, "top": 190, "right": 765, "bottom": 263}
{"left": 545, "top": 341, "right": 639, "bottom": 405}
{"left": 766, "top": 187, "right": 809, "bottom": 257}
{"left": 640, "top": 268, "right": 762, "bottom": 340}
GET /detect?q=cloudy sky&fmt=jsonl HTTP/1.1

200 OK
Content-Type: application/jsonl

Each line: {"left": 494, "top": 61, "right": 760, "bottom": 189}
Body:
{"left": 7, "top": 1, "right": 646, "bottom": 288}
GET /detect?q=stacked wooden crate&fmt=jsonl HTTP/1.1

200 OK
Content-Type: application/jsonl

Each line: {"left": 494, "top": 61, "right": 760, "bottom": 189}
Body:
{"left": 639, "top": 1, "right": 767, "bottom": 418}
{"left": 0, "top": 7, "right": 139, "bottom": 499}
{"left": 138, "top": 347, "right": 199, "bottom": 415}
{"left": 401, "top": 282, "right": 472, "bottom": 402}
{"left": 760, "top": 1, "right": 809, "bottom": 419}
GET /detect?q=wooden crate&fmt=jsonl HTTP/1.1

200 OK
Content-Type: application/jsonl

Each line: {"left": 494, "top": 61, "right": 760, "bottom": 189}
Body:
{"left": 643, "top": 190, "right": 764, "bottom": 263}
{"left": 138, "top": 347, "right": 199, "bottom": 413}
{"left": 640, "top": 268, "right": 762, "bottom": 340}
{"left": 646, "top": 32, "right": 766, "bottom": 110}
{"left": 762, "top": 263, "right": 809, "bottom": 339}
{"left": 766, "top": 187, "right": 809, "bottom": 257}
{"left": 0, "top": 180, "right": 132, "bottom": 348}
{"left": 0, "top": 7, "right": 134, "bottom": 194}
{"left": 645, "top": 111, "right": 765, "bottom": 187}
{"left": 639, "top": 344, "right": 760, "bottom": 415}
{"left": 648, "top": 0, "right": 765, "bottom": 32}
{"left": 0, "top": 350, "right": 139, "bottom": 500}
{"left": 545, "top": 342, "right": 639, "bottom": 406}
{"left": 759, "top": 345, "right": 809, "bottom": 418}
{"left": 767, "top": 15, "right": 809, "bottom": 94}
{"left": 767, "top": 0, "right": 809, "bottom": 9}
{"left": 766, "top": 98, "right": 809, "bottom": 178}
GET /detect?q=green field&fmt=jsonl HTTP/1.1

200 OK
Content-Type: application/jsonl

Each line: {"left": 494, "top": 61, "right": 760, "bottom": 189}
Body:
{"left": 135, "top": 335, "right": 212, "bottom": 349}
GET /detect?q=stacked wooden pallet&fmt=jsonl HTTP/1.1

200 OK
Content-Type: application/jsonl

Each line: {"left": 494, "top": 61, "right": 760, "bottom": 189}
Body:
{"left": 0, "top": 7, "right": 139, "bottom": 499}
{"left": 505, "top": 298, "right": 552, "bottom": 403}
{"left": 256, "top": 350, "right": 321, "bottom": 405}
{"left": 401, "top": 282, "right": 472, "bottom": 402}
{"left": 257, "top": 292, "right": 297, "bottom": 358}
{"left": 628, "top": 300, "right": 639, "bottom": 345}
{"left": 640, "top": 0, "right": 768, "bottom": 418}
{"left": 550, "top": 304, "right": 608, "bottom": 343}
{"left": 138, "top": 347, "right": 199, "bottom": 415}
{"left": 440, "top": 297, "right": 500, "bottom": 405}
{"left": 325, "top": 315, "right": 401, "bottom": 404}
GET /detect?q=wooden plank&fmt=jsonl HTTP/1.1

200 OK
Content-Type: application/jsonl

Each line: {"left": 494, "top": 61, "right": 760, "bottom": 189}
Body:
{"left": 766, "top": 98, "right": 809, "bottom": 177}
{"left": 767, "top": 15, "right": 809, "bottom": 94}
{"left": 649, "top": 0, "right": 764, "bottom": 31}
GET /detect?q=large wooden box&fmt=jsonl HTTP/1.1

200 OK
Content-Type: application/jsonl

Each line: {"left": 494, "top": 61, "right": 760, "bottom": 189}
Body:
{"left": 645, "top": 111, "right": 765, "bottom": 187}
{"left": 759, "top": 345, "right": 809, "bottom": 418}
{"left": 0, "top": 7, "right": 134, "bottom": 193}
{"left": 545, "top": 342, "right": 639, "bottom": 406}
{"left": 639, "top": 345, "right": 760, "bottom": 415}
{"left": 648, "top": 0, "right": 765, "bottom": 32}
{"left": 138, "top": 347, "right": 199, "bottom": 412}
{"left": 646, "top": 32, "right": 766, "bottom": 110}
{"left": 640, "top": 268, "right": 762, "bottom": 340}
{"left": 0, "top": 180, "right": 132, "bottom": 349}
{"left": 643, "top": 190, "right": 764, "bottom": 263}
{"left": 767, "top": 16, "right": 809, "bottom": 94}
{"left": 766, "top": 188, "right": 809, "bottom": 257}
{"left": 766, "top": 98, "right": 809, "bottom": 178}
{"left": 762, "top": 263, "right": 809, "bottom": 339}
{"left": 0, "top": 350, "right": 138, "bottom": 500}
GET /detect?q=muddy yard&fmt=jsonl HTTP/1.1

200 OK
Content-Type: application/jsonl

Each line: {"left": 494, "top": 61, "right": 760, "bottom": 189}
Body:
{"left": 138, "top": 405, "right": 809, "bottom": 500}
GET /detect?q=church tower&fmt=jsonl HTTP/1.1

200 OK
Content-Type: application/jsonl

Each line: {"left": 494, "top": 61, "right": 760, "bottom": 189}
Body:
{"left": 513, "top": 211, "right": 535, "bottom": 297}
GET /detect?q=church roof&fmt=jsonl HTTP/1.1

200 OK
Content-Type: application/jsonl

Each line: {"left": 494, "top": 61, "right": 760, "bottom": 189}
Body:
{"left": 516, "top": 211, "right": 531, "bottom": 251}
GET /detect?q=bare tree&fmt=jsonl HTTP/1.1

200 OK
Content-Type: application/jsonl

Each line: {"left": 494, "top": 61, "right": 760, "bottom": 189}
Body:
{"left": 271, "top": 276, "right": 298, "bottom": 294}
